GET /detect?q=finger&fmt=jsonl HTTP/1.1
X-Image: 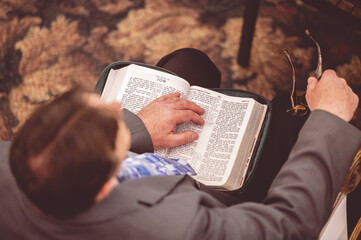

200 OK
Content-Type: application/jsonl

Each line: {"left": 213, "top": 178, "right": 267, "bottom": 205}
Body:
{"left": 175, "top": 110, "right": 205, "bottom": 125}
{"left": 154, "top": 92, "right": 180, "bottom": 102}
{"left": 163, "top": 96, "right": 182, "bottom": 103}
{"left": 174, "top": 99, "right": 205, "bottom": 115}
{"left": 339, "top": 77, "right": 347, "bottom": 85}
{"left": 307, "top": 77, "right": 318, "bottom": 92}
{"left": 166, "top": 131, "right": 199, "bottom": 147}
{"left": 322, "top": 69, "right": 337, "bottom": 79}
{"left": 352, "top": 92, "right": 359, "bottom": 109}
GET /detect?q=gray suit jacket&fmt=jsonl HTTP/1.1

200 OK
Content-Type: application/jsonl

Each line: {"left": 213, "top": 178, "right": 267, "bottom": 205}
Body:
{"left": 1, "top": 110, "right": 361, "bottom": 239}
{"left": 123, "top": 108, "right": 154, "bottom": 153}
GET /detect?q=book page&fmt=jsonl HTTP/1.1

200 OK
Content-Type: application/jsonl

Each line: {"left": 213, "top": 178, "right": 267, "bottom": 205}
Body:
{"left": 100, "top": 69, "right": 117, "bottom": 103}
{"left": 319, "top": 194, "right": 347, "bottom": 240}
{"left": 231, "top": 103, "right": 267, "bottom": 189}
{"left": 166, "top": 86, "right": 255, "bottom": 186}
{"left": 113, "top": 64, "right": 190, "bottom": 113}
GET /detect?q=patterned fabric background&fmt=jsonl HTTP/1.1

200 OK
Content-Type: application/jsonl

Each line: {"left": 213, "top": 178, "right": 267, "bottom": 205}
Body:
{"left": 1, "top": 0, "right": 360, "bottom": 140}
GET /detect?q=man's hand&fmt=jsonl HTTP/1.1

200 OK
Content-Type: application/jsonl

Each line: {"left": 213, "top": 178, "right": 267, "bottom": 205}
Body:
{"left": 306, "top": 69, "right": 359, "bottom": 122}
{"left": 137, "top": 92, "right": 205, "bottom": 150}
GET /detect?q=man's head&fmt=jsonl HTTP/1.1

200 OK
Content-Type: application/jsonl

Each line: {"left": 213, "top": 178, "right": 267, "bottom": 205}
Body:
{"left": 9, "top": 86, "right": 130, "bottom": 218}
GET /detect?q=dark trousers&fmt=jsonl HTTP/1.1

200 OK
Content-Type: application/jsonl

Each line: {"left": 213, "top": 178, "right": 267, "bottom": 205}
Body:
{"left": 156, "top": 48, "right": 360, "bottom": 236}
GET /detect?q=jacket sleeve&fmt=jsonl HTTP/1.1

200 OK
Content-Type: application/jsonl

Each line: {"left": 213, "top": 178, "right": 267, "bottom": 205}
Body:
{"left": 185, "top": 110, "right": 361, "bottom": 240}
{"left": 123, "top": 109, "right": 154, "bottom": 154}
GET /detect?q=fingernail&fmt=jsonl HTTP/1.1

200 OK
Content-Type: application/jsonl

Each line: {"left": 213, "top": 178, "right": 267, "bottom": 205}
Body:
{"left": 192, "top": 133, "right": 198, "bottom": 140}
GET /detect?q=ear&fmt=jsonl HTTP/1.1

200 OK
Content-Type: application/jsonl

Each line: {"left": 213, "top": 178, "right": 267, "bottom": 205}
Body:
{"left": 95, "top": 176, "right": 118, "bottom": 202}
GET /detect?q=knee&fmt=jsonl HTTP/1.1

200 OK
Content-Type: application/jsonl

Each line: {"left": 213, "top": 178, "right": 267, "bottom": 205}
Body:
{"left": 170, "top": 48, "right": 210, "bottom": 60}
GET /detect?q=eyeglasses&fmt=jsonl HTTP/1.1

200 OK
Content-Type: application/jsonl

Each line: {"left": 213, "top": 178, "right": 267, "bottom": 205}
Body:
{"left": 285, "top": 29, "right": 322, "bottom": 116}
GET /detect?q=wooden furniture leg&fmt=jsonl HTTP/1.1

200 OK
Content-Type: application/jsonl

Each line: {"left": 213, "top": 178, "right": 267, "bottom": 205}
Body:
{"left": 237, "top": 0, "right": 262, "bottom": 67}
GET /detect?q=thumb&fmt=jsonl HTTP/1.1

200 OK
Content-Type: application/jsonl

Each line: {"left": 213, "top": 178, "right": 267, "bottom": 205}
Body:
{"left": 307, "top": 77, "right": 318, "bottom": 92}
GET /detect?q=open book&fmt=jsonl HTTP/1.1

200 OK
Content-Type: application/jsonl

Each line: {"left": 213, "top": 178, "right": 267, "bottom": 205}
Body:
{"left": 101, "top": 64, "right": 267, "bottom": 191}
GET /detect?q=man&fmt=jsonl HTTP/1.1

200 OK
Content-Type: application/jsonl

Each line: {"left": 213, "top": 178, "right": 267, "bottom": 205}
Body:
{"left": 0, "top": 49, "right": 360, "bottom": 239}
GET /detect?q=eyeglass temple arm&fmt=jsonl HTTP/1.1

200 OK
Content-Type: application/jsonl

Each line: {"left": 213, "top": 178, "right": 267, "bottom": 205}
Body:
{"left": 284, "top": 50, "right": 296, "bottom": 108}
{"left": 305, "top": 30, "right": 322, "bottom": 80}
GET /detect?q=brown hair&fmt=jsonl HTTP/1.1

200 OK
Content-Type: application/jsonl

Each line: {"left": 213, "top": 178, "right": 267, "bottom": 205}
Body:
{"left": 9, "top": 86, "right": 121, "bottom": 218}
